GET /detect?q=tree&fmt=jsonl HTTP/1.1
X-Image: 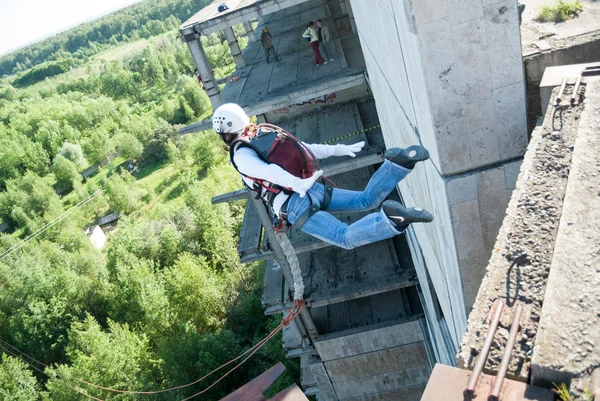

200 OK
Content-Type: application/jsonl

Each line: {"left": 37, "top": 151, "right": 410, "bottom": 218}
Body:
{"left": 45, "top": 317, "right": 158, "bottom": 400}
{"left": 113, "top": 132, "right": 143, "bottom": 160}
{"left": 57, "top": 142, "right": 87, "bottom": 169}
{"left": 139, "top": 120, "right": 182, "bottom": 167}
{"left": 104, "top": 172, "right": 139, "bottom": 214}
{"left": 83, "top": 129, "right": 114, "bottom": 165}
{"left": 52, "top": 155, "right": 80, "bottom": 189}
{"left": 0, "top": 355, "right": 42, "bottom": 400}
{"left": 163, "top": 254, "right": 226, "bottom": 330}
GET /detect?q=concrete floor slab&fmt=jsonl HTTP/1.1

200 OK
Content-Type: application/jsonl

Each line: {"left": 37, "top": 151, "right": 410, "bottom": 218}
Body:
{"left": 219, "top": 2, "right": 365, "bottom": 116}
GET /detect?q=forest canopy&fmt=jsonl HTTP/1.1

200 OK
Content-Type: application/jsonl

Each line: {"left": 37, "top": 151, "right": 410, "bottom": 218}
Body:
{"left": 0, "top": 0, "right": 294, "bottom": 399}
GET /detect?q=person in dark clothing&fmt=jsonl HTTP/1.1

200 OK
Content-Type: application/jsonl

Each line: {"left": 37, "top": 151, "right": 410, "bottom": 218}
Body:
{"left": 316, "top": 19, "right": 334, "bottom": 61}
{"left": 261, "top": 27, "right": 279, "bottom": 63}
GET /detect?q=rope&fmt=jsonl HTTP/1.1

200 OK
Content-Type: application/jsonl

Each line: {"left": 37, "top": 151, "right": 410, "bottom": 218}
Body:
{"left": 276, "top": 232, "right": 304, "bottom": 300}
{"left": 0, "top": 303, "right": 304, "bottom": 399}
{"left": 0, "top": 342, "right": 103, "bottom": 401}
{"left": 321, "top": 124, "right": 381, "bottom": 144}
{"left": 0, "top": 189, "right": 103, "bottom": 263}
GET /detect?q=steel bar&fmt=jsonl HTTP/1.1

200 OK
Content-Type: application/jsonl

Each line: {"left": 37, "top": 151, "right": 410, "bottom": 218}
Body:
{"left": 466, "top": 300, "right": 505, "bottom": 394}
{"left": 489, "top": 304, "right": 524, "bottom": 400}
{"left": 571, "top": 75, "right": 582, "bottom": 105}
{"left": 555, "top": 77, "right": 567, "bottom": 106}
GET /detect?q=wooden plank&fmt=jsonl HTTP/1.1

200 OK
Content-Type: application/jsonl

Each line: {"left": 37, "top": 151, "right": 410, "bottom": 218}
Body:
{"left": 238, "top": 201, "right": 263, "bottom": 257}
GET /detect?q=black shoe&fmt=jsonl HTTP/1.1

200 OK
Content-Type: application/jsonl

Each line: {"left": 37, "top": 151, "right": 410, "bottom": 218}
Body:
{"left": 385, "top": 145, "right": 429, "bottom": 169}
{"left": 382, "top": 200, "right": 433, "bottom": 229}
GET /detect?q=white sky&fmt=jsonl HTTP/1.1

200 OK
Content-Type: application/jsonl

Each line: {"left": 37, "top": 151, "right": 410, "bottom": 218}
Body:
{"left": 0, "top": 0, "right": 143, "bottom": 56}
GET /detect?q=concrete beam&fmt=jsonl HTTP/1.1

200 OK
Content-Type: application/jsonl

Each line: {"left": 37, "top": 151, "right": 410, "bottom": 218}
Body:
{"left": 531, "top": 80, "right": 600, "bottom": 388}
{"left": 182, "top": 0, "right": 309, "bottom": 36}
{"left": 181, "top": 30, "right": 223, "bottom": 109}
{"left": 243, "top": 21, "right": 257, "bottom": 42}
{"left": 223, "top": 26, "right": 246, "bottom": 69}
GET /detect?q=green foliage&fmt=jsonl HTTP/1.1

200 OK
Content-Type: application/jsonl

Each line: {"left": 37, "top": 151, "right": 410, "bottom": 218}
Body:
{"left": 0, "top": 4, "right": 299, "bottom": 398}
{"left": 0, "top": 355, "right": 42, "bottom": 400}
{"left": 57, "top": 142, "right": 87, "bottom": 169}
{"left": 52, "top": 156, "right": 81, "bottom": 189}
{"left": 45, "top": 316, "right": 159, "bottom": 400}
{"left": 163, "top": 254, "right": 226, "bottom": 331}
{"left": 140, "top": 120, "right": 183, "bottom": 167}
{"left": 536, "top": 1, "right": 582, "bottom": 22}
{"left": 0, "top": 85, "right": 17, "bottom": 101}
{"left": 0, "top": 172, "right": 63, "bottom": 231}
{"left": 83, "top": 129, "right": 115, "bottom": 165}
{"left": 12, "top": 59, "right": 79, "bottom": 88}
{"left": 188, "top": 131, "right": 220, "bottom": 171}
{"left": 113, "top": 132, "right": 143, "bottom": 160}
{"left": 104, "top": 172, "right": 139, "bottom": 214}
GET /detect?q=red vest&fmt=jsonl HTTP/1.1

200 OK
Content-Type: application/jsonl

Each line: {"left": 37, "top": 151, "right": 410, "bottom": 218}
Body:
{"left": 230, "top": 124, "right": 318, "bottom": 196}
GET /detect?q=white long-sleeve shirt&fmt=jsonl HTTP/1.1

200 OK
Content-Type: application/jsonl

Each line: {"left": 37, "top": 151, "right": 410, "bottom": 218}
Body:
{"left": 233, "top": 142, "right": 338, "bottom": 215}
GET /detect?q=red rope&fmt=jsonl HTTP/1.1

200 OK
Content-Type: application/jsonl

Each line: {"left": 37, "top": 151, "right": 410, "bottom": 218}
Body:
{"left": 0, "top": 300, "right": 305, "bottom": 398}
{"left": 0, "top": 343, "right": 104, "bottom": 401}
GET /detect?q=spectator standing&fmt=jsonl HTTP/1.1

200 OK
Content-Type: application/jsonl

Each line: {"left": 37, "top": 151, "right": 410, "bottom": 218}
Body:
{"left": 261, "top": 27, "right": 280, "bottom": 63}
{"left": 316, "top": 19, "right": 334, "bottom": 61}
{"left": 302, "top": 21, "right": 326, "bottom": 66}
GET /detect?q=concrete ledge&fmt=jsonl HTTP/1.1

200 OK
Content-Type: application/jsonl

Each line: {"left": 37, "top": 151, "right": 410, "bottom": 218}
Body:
{"left": 531, "top": 80, "right": 600, "bottom": 388}
{"left": 457, "top": 85, "right": 584, "bottom": 380}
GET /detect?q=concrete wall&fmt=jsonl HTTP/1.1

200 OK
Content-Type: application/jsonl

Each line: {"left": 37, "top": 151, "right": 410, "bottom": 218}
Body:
{"left": 312, "top": 319, "right": 431, "bottom": 400}
{"left": 350, "top": 0, "right": 527, "bottom": 357}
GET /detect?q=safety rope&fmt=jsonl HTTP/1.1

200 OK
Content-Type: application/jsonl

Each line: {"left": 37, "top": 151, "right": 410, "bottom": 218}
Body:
{"left": 275, "top": 232, "right": 304, "bottom": 300}
{"left": 321, "top": 124, "right": 381, "bottom": 144}
{"left": 0, "top": 302, "right": 304, "bottom": 399}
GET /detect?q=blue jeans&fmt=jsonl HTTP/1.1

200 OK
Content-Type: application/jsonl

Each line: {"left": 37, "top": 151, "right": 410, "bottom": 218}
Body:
{"left": 285, "top": 160, "right": 411, "bottom": 250}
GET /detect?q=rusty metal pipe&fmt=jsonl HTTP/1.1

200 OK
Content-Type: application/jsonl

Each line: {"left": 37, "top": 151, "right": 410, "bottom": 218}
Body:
{"left": 466, "top": 300, "right": 505, "bottom": 394}
{"left": 571, "top": 75, "right": 582, "bottom": 105}
{"left": 555, "top": 77, "right": 567, "bottom": 106}
{"left": 489, "top": 304, "right": 523, "bottom": 400}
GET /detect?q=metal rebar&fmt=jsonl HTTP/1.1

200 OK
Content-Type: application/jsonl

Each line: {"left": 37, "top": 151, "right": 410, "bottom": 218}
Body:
{"left": 555, "top": 77, "right": 567, "bottom": 106}
{"left": 466, "top": 300, "right": 505, "bottom": 394}
{"left": 571, "top": 75, "right": 582, "bottom": 105}
{"left": 489, "top": 304, "right": 523, "bottom": 400}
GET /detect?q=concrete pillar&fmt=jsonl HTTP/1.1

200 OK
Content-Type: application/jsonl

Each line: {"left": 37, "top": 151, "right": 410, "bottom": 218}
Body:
{"left": 345, "top": 0, "right": 357, "bottom": 34}
{"left": 182, "top": 31, "right": 223, "bottom": 108}
{"left": 350, "top": 0, "right": 527, "bottom": 351}
{"left": 223, "top": 26, "right": 246, "bottom": 69}
{"left": 339, "top": 0, "right": 347, "bottom": 14}
{"left": 243, "top": 21, "right": 256, "bottom": 42}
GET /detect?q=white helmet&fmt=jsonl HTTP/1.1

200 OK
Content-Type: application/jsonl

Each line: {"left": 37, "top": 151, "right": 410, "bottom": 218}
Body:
{"left": 212, "top": 103, "right": 249, "bottom": 134}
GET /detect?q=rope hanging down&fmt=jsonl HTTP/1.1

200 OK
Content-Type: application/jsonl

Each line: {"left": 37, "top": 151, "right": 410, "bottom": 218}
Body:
{"left": 0, "top": 303, "right": 304, "bottom": 400}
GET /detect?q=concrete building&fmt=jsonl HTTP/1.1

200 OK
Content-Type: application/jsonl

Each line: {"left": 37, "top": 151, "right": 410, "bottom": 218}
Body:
{"left": 179, "top": 0, "right": 527, "bottom": 399}
{"left": 457, "top": 67, "right": 600, "bottom": 400}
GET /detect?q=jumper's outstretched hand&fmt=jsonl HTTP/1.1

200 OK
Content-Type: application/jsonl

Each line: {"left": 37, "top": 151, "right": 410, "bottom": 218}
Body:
{"left": 293, "top": 170, "right": 323, "bottom": 198}
{"left": 335, "top": 141, "right": 365, "bottom": 157}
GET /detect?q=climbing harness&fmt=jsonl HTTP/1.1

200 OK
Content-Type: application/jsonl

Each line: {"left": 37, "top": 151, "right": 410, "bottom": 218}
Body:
{"left": 230, "top": 123, "right": 335, "bottom": 231}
